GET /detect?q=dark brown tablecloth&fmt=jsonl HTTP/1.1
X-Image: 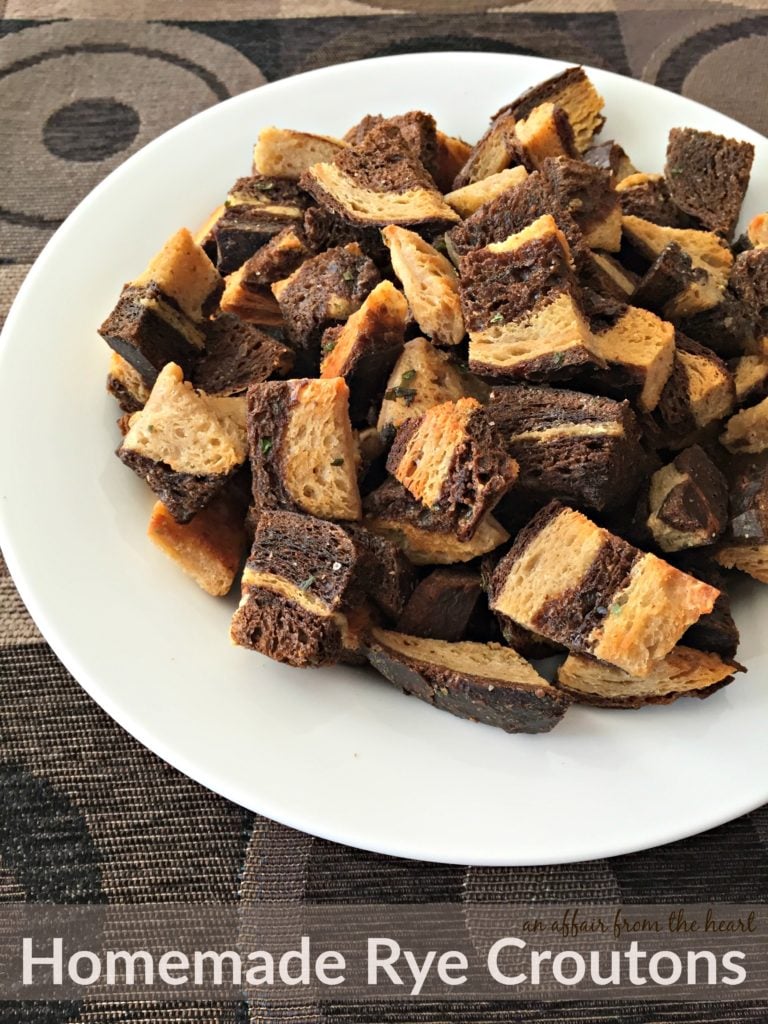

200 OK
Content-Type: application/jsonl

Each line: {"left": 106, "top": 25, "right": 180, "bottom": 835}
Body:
{"left": 2, "top": 4, "right": 768, "bottom": 1021}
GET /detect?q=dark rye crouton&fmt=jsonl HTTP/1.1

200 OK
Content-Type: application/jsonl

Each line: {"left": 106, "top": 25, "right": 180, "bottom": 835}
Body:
{"left": 671, "top": 551, "right": 740, "bottom": 661}
{"left": 192, "top": 314, "right": 294, "bottom": 396}
{"left": 271, "top": 243, "right": 380, "bottom": 354}
{"left": 367, "top": 629, "right": 570, "bottom": 734}
{"left": 319, "top": 280, "right": 408, "bottom": 425}
{"left": 232, "top": 225, "right": 312, "bottom": 288}
{"left": 99, "top": 228, "right": 221, "bottom": 385}
{"left": 450, "top": 113, "right": 526, "bottom": 190}
{"left": 555, "top": 647, "right": 737, "bottom": 708}
{"left": 460, "top": 214, "right": 602, "bottom": 382}
{"left": 616, "top": 173, "right": 693, "bottom": 229}
{"left": 583, "top": 140, "right": 636, "bottom": 182}
{"left": 118, "top": 363, "right": 248, "bottom": 523}
{"left": 631, "top": 242, "right": 699, "bottom": 316}
{"left": 343, "top": 111, "right": 439, "bottom": 182}
{"left": 487, "top": 384, "right": 646, "bottom": 512}
{"left": 363, "top": 477, "right": 509, "bottom": 566}
{"left": 652, "top": 335, "right": 735, "bottom": 449}
{"left": 396, "top": 567, "right": 484, "bottom": 643}
{"left": 540, "top": 156, "right": 621, "bottom": 252}
{"left": 247, "top": 377, "right": 362, "bottom": 521}
{"left": 230, "top": 510, "right": 366, "bottom": 667}
{"left": 386, "top": 397, "right": 518, "bottom": 541}
{"left": 300, "top": 122, "right": 459, "bottom": 233}
{"left": 342, "top": 523, "right": 416, "bottom": 623}
{"left": 644, "top": 445, "right": 728, "bottom": 553}
{"left": 493, "top": 65, "right": 605, "bottom": 152}
{"left": 665, "top": 127, "right": 754, "bottom": 239}
{"left": 489, "top": 501, "right": 719, "bottom": 677}
{"left": 211, "top": 175, "right": 310, "bottom": 275}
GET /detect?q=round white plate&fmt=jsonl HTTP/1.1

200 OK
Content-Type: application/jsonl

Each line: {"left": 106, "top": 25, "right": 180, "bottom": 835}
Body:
{"left": 1, "top": 52, "right": 766, "bottom": 866}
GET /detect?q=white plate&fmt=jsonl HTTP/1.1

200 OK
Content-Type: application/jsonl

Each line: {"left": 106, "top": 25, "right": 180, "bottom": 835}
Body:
{"left": 1, "top": 52, "right": 767, "bottom": 867}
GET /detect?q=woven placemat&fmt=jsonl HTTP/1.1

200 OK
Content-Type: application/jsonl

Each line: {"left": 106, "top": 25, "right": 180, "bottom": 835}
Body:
{"left": 2, "top": 4, "right": 768, "bottom": 1021}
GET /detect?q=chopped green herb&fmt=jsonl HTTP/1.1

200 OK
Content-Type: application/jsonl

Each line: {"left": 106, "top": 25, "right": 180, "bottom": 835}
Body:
{"left": 669, "top": 167, "right": 683, "bottom": 177}
{"left": 260, "top": 437, "right": 273, "bottom": 454}
{"left": 146, "top": 424, "right": 154, "bottom": 433}
{"left": 322, "top": 340, "right": 336, "bottom": 353}
{"left": 330, "top": 457, "right": 344, "bottom": 467}
{"left": 342, "top": 269, "right": 355, "bottom": 281}
{"left": 489, "top": 312, "right": 505, "bottom": 324}
{"left": 456, "top": 360, "right": 470, "bottom": 375}
{"left": 609, "top": 602, "right": 623, "bottom": 616}
{"left": 401, "top": 369, "right": 417, "bottom": 382}
{"left": 299, "top": 575, "right": 316, "bottom": 591}
{"left": 255, "top": 179, "right": 275, "bottom": 191}
{"left": 384, "top": 385, "right": 417, "bottom": 406}
{"left": 552, "top": 352, "right": 565, "bottom": 367}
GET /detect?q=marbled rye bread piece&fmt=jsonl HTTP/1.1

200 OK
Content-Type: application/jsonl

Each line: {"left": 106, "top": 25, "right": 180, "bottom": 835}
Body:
{"left": 320, "top": 280, "right": 408, "bottom": 425}
{"left": 230, "top": 510, "right": 366, "bottom": 668}
{"left": 645, "top": 445, "right": 728, "bottom": 553}
{"left": 583, "top": 140, "right": 636, "bottom": 183}
{"left": 396, "top": 567, "right": 483, "bottom": 643}
{"left": 193, "top": 314, "right": 294, "bottom": 397}
{"left": 616, "top": 173, "right": 693, "bottom": 229}
{"left": 513, "top": 103, "right": 579, "bottom": 170}
{"left": 300, "top": 122, "right": 459, "bottom": 233}
{"left": 99, "top": 228, "right": 220, "bottom": 384}
{"left": 450, "top": 113, "right": 526, "bottom": 191}
{"left": 721, "top": 396, "right": 768, "bottom": 455}
{"left": 376, "top": 337, "right": 472, "bottom": 439}
{"left": 229, "top": 225, "right": 312, "bottom": 290}
{"left": 460, "top": 214, "right": 602, "bottom": 381}
{"left": 652, "top": 334, "right": 735, "bottom": 448}
{"left": 622, "top": 215, "right": 733, "bottom": 319}
{"left": 106, "top": 352, "right": 150, "bottom": 414}
{"left": 432, "top": 131, "right": 473, "bottom": 194}
{"left": 247, "top": 377, "right": 362, "bottom": 522}
{"left": 367, "top": 629, "right": 570, "bottom": 734}
{"left": 386, "top": 397, "right": 518, "bottom": 541}
{"left": 487, "top": 384, "right": 646, "bottom": 512}
{"left": 118, "top": 363, "right": 247, "bottom": 524}
{"left": 493, "top": 65, "right": 605, "bottom": 153}
{"left": 271, "top": 243, "right": 380, "bottom": 355}
{"left": 713, "top": 453, "right": 768, "bottom": 584}
{"left": 731, "top": 354, "right": 768, "bottom": 409}
{"left": 665, "top": 127, "right": 754, "bottom": 240}
{"left": 381, "top": 226, "right": 465, "bottom": 347}
{"left": 489, "top": 501, "right": 720, "bottom": 677}
{"left": 363, "top": 478, "right": 509, "bottom": 565}
{"left": 585, "top": 301, "right": 675, "bottom": 412}
{"left": 342, "top": 523, "right": 416, "bottom": 623}
{"left": 555, "top": 647, "right": 738, "bottom": 709}
{"left": 212, "top": 175, "right": 310, "bottom": 275}
{"left": 671, "top": 551, "right": 740, "bottom": 661}
{"left": 343, "top": 111, "right": 439, "bottom": 182}
{"left": 540, "top": 156, "right": 621, "bottom": 252}
{"left": 252, "top": 126, "right": 346, "bottom": 180}
{"left": 445, "top": 166, "right": 529, "bottom": 219}
{"left": 631, "top": 242, "right": 698, "bottom": 317}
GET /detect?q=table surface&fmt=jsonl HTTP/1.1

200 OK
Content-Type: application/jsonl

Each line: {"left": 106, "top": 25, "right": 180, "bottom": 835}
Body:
{"left": 2, "top": 3, "right": 768, "bottom": 1021}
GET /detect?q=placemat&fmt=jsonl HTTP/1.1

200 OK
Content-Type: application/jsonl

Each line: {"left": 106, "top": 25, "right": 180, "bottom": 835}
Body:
{"left": 2, "top": 4, "right": 768, "bottom": 1021}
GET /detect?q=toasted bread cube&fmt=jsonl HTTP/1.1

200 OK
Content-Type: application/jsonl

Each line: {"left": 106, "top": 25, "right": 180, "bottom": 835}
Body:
{"left": 106, "top": 352, "right": 150, "bottom": 414}
{"left": 301, "top": 122, "right": 459, "bottom": 232}
{"left": 583, "top": 250, "right": 638, "bottom": 301}
{"left": 192, "top": 314, "right": 293, "bottom": 397}
{"left": 320, "top": 280, "right": 408, "bottom": 423}
{"left": 445, "top": 167, "right": 529, "bottom": 218}
{"left": 654, "top": 336, "right": 735, "bottom": 447}
{"left": 447, "top": 169, "right": 585, "bottom": 264}
{"left": 622, "top": 215, "right": 733, "bottom": 318}
{"left": 584, "top": 139, "right": 636, "bottom": 182}
{"left": 432, "top": 130, "right": 473, "bottom": 193}
{"left": 118, "top": 363, "right": 247, "bottom": 523}
{"left": 368, "top": 629, "right": 570, "bottom": 734}
{"left": 382, "top": 225, "right": 465, "bottom": 347}
{"left": 722, "top": 452, "right": 768, "bottom": 546}
{"left": 386, "top": 398, "right": 518, "bottom": 540}
{"left": 99, "top": 228, "right": 220, "bottom": 384}
{"left": 235, "top": 225, "right": 312, "bottom": 288}
{"left": 541, "top": 156, "right": 621, "bottom": 251}
{"left": 671, "top": 552, "right": 739, "bottom": 660}
{"left": 556, "top": 647, "right": 737, "bottom": 708}
{"left": 461, "top": 214, "right": 601, "bottom": 381}
{"left": 253, "top": 126, "right": 346, "bottom": 180}
{"left": 147, "top": 488, "right": 248, "bottom": 597}
{"left": 376, "top": 338, "right": 471, "bottom": 437}
{"left": 495, "top": 65, "right": 604, "bottom": 153}
{"left": 396, "top": 568, "right": 483, "bottom": 643}
{"left": 211, "top": 176, "right": 309, "bottom": 275}
{"left": 230, "top": 510, "right": 365, "bottom": 667}
{"left": 732, "top": 354, "right": 768, "bottom": 408}
{"left": 219, "top": 268, "right": 284, "bottom": 327}
{"left": 488, "top": 384, "right": 646, "bottom": 512}
{"left": 248, "top": 377, "right": 362, "bottom": 521}
{"left": 343, "top": 111, "right": 438, "bottom": 180}
{"left": 589, "top": 305, "right": 675, "bottom": 412}
{"left": 272, "top": 242, "right": 380, "bottom": 355}
{"left": 363, "top": 478, "right": 508, "bottom": 565}
{"left": 617, "top": 173, "right": 692, "bottom": 229}
{"left": 646, "top": 445, "right": 728, "bottom": 553}
{"left": 731, "top": 247, "right": 768, "bottom": 342}
{"left": 665, "top": 127, "right": 754, "bottom": 239}
{"left": 343, "top": 523, "right": 416, "bottom": 623}
{"left": 489, "top": 501, "right": 719, "bottom": 677}
{"left": 721, "top": 396, "right": 768, "bottom": 454}
{"left": 514, "top": 102, "right": 578, "bottom": 169}
{"left": 632, "top": 242, "right": 697, "bottom": 316}
{"left": 740, "top": 212, "right": 768, "bottom": 251}
{"left": 715, "top": 543, "right": 768, "bottom": 583}
{"left": 451, "top": 113, "right": 525, "bottom": 190}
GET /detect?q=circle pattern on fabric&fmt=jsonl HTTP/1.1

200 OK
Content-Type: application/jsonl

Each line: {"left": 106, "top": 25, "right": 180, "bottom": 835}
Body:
{"left": 43, "top": 98, "right": 141, "bottom": 162}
